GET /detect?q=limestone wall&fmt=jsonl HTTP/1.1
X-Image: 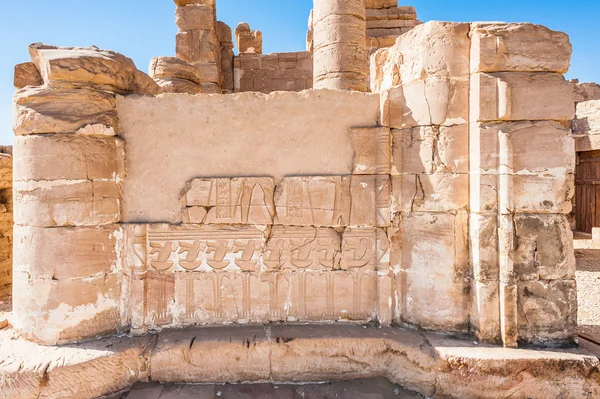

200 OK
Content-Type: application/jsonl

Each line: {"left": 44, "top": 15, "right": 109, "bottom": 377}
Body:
{"left": 233, "top": 52, "right": 313, "bottom": 93}
{"left": 372, "top": 21, "right": 575, "bottom": 346}
{"left": 573, "top": 82, "right": 600, "bottom": 152}
{"left": 11, "top": 21, "right": 577, "bottom": 348}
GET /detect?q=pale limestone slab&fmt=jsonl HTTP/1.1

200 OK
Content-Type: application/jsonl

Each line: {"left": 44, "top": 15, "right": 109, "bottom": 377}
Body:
{"left": 392, "top": 173, "right": 469, "bottom": 213}
{"left": 470, "top": 72, "right": 574, "bottom": 122}
{"left": 470, "top": 23, "right": 571, "bottom": 74}
{"left": 350, "top": 127, "right": 391, "bottom": 175}
{"left": 118, "top": 91, "right": 379, "bottom": 223}
{"left": 392, "top": 125, "right": 469, "bottom": 175}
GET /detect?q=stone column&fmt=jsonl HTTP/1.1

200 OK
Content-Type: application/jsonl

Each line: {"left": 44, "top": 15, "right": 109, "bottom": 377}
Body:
{"left": 313, "top": 0, "right": 367, "bottom": 91}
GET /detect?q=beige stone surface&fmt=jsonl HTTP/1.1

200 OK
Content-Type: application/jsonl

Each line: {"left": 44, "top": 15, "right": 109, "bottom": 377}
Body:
{"left": 117, "top": 90, "right": 379, "bottom": 223}
{"left": 14, "top": 134, "right": 125, "bottom": 182}
{"left": 13, "top": 86, "right": 118, "bottom": 136}
{"left": 574, "top": 81, "right": 600, "bottom": 102}
{"left": 383, "top": 77, "right": 469, "bottom": 128}
{"left": 392, "top": 212, "right": 470, "bottom": 332}
{"left": 470, "top": 72, "right": 574, "bottom": 122}
{"left": 28, "top": 43, "right": 159, "bottom": 95}
{"left": 364, "top": 0, "right": 397, "bottom": 8}
{"left": 392, "top": 125, "right": 469, "bottom": 175}
{"left": 149, "top": 57, "right": 204, "bottom": 85}
{"left": 470, "top": 23, "right": 572, "bottom": 74}
{"left": 350, "top": 127, "right": 391, "bottom": 175}
{"left": 573, "top": 99, "right": 600, "bottom": 135}
{"left": 392, "top": 173, "right": 469, "bottom": 213}
{"left": 13, "top": 62, "right": 42, "bottom": 89}
{"left": 366, "top": 7, "right": 417, "bottom": 21}
{"left": 175, "top": 5, "right": 214, "bottom": 32}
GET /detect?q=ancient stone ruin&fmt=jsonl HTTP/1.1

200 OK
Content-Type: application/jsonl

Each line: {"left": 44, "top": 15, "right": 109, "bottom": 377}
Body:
{"left": 2, "top": 0, "right": 600, "bottom": 398}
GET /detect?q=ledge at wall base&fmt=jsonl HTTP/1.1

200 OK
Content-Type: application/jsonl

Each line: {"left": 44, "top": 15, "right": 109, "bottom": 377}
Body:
{"left": 1, "top": 324, "right": 599, "bottom": 399}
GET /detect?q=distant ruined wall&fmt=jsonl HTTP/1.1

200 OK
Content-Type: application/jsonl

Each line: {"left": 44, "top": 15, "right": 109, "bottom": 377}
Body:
{"left": 233, "top": 52, "right": 313, "bottom": 93}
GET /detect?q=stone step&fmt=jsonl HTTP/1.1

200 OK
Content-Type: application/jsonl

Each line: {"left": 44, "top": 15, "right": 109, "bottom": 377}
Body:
{"left": 1, "top": 324, "right": 599, "bottom": 399}
{"left": 106, "top": 379, "right": 423, "bottom": 399}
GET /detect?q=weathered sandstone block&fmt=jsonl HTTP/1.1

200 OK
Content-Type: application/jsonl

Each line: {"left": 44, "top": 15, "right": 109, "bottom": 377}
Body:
{"left": 573, "top": 99, "right": 600, "bottom": 134}
{"left": 513, "top": 214, "right": 575, "bottom": 281}
{"left": 12, "top": 225, "right": 122, "bottom": 344}
{"left": 14, "top": 180, "right": 120, "bottom": 227}
{"left": 471, "top": 121, "right": 575, "bottom": 175}
{"left": 382, "top": 77, "right": 469, "bottom": 128}
{"left": 13, "top": 86, "right": 118, "bottom": 135}
{"left": 364, "top": 0, "right": 397, "bottom": 8}
{"left": 391, "top": 173, "right": 469, "bottom": 213}
{"left": 175, "top": 4, "right": 214, "bottom": 31}
{"left": 149, "top": 56, "right": 204, "bottom": 85}
{"left": 28, "top": 43, "right": 159, "bottom": 95}
{"left": 392, "top": 125, "right": 469, "bottom": 175}
{"left": 372, "top": 22, "right": 471, "bottom": 93}
{"left": 391, "top": 212, "right": 469, "bottom": 331}
{"left": 573, "top": 81, "right": 600, "bottom": 102}
{"left": 217, "top": 21, "right": 232, "bottom": 43}
{"left": 14, "top": 135, "right": 125, "bottom": 182}
{"left": 13, "top": 62, "right": 43, "bottom": 89}
{"left": 174, "top": 0, "right": 215, "bottom": 5}
{"left": 470, "top": 23, "right": 572, "bottom": 74}
{"left": 176, "top": 30, "right": 220, "bottom": 65}
{"left": 517, "top": 279, "right": 577, "bottom": 345}
{"left": 235, "top": 23, "right": 263, "bottom": 54}
{"left": 470, "top": 72, "right": 574, "bottom": 122}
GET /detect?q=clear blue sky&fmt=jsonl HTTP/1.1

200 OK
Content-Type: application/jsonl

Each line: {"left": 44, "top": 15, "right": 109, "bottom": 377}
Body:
{"left": 1, "top": 0, "right": 598, "bottom": 145}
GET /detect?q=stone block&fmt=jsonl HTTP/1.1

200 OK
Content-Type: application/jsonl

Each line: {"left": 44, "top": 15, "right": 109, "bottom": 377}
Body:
{"left": 14, "top": 180, "right": 120, "bottom": 227}
{"left": 149, "top": 57, "right": 204, "bottom": 85}
{"left": 14, "top": 134, "right": 125, "bottom": 182}
{"left": 13, "top": 272, "right": 121, "bottom": 345}
{"left": 471, "top": 121, "right": 574, "bottom": 175}
{"left": 175, "top": 5, "right": 214, "bottom": 31}
{"left": 364, "top": 0, "right": 397, "bottom": 8}
{"left": 507, "top": 173, "right": 574, "bottom": 215}
{"left": 573, "top": 100, "right": 600, "bottom": 134}
{"left": 350, "top": 126, "right": 391, "bottom": 175}
{"left": 217, "top": 21, "right": 232, "bottom": 43}
{"left": 392, "top": 125, "right": 469, "bottom": 175}
{"left": 182, "top": 177, "right": 275, "bottom": 225}
{"left": 313, "top": 14, "right": 367, "bottom": 49}
{"left": 13, "top": 86, "right": 118, "bottom": 136}
{"left": 28, "top": 43, "right": 159, "bottom": 95}
{"left": 155, "top": 78, "right": 204, "bottom": 95}
{"left": 366, "top": 6, "right": 417, "bottom": 21}
{"left": 470, "top": 72, "right": 574, "bottom": 122}
{"left": 513, "top": 214, "right": 575, "bottom": 281}
{"left": 392, "top": 212, "right": 469, "bottom": 331}
{"left": 176, "top": 30, "right": 219, "bottom": 64}
{"left": 384, "top": 77, "right": 469, "bottom": 128}
{"left": 14, "top": 225, "right": 121, "bottom": 280}
{"left": 469, "top": 213, "right": 499, "bottom": 282}
{"left": 236, "top": 23, "right": 262, "bottom": 54}
{"left": 14, "top": 62, "right": 43, "bottom": 88}
{"left": 471, "top": 280, "right": 501, "bottom": 343}
{"left": 517, "top": 279, "right": 577, "bottom": 345}
{"left": 392, "top": 173, "right": 469, "bottom": 213}
{"left": 470, "top": 23, "right": 571, "bottom": 74}
{"left": 573, "top": 82, "right": 600, "bottom": 103}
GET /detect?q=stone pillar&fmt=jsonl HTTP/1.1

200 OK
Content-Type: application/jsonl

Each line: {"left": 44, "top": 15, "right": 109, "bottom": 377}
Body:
{"left": 313, "top": 0, "right": 367, "bottom": 91}
{"left": 469, "top": 23, "right": 575, "bottom": 347}
{"left": 174, "top": 0, "right": 221, "bottom": 91}
{"left": 218, "top": 21, "right": 235, "bottom": 93}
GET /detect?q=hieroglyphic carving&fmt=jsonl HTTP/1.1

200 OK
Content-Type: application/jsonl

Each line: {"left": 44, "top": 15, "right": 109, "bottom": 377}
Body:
{"left": 183, "top": 177, "right": 275, "bottom": 225}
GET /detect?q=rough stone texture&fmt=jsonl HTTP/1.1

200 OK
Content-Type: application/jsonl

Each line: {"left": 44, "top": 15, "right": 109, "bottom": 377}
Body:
{"left": 574, "top": 81, "right": 600, "bottom": 103}
{"left": 1, "top": 325, "right": 599, "bottom": 399}
{"left": 13, "top": 62, "right": 43, "bottom": 89}
{"left": 470, "top": 23, "right": 572, "bottom": 74}
{"left": 13, "top": 86, "right": 118, "bottom": 136}
{"left": 117, "top": 90, "right": 379, "bottom": 222}
{"left": 235, "top": 23, "right": 263, "bottom": 54}
{"left": 573, "top": 99, "right": 600, "bottom": 137}
{"left": 29, "top": 43, "right": 159, "bottom": 95}
{"left": 233, "top": 52, "right": 313, "bottom": 93}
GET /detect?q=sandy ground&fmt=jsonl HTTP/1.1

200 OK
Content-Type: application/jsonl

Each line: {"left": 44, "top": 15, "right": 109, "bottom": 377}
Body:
{"left": 574, "top": 233, "right": 600, "bottom": 340}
